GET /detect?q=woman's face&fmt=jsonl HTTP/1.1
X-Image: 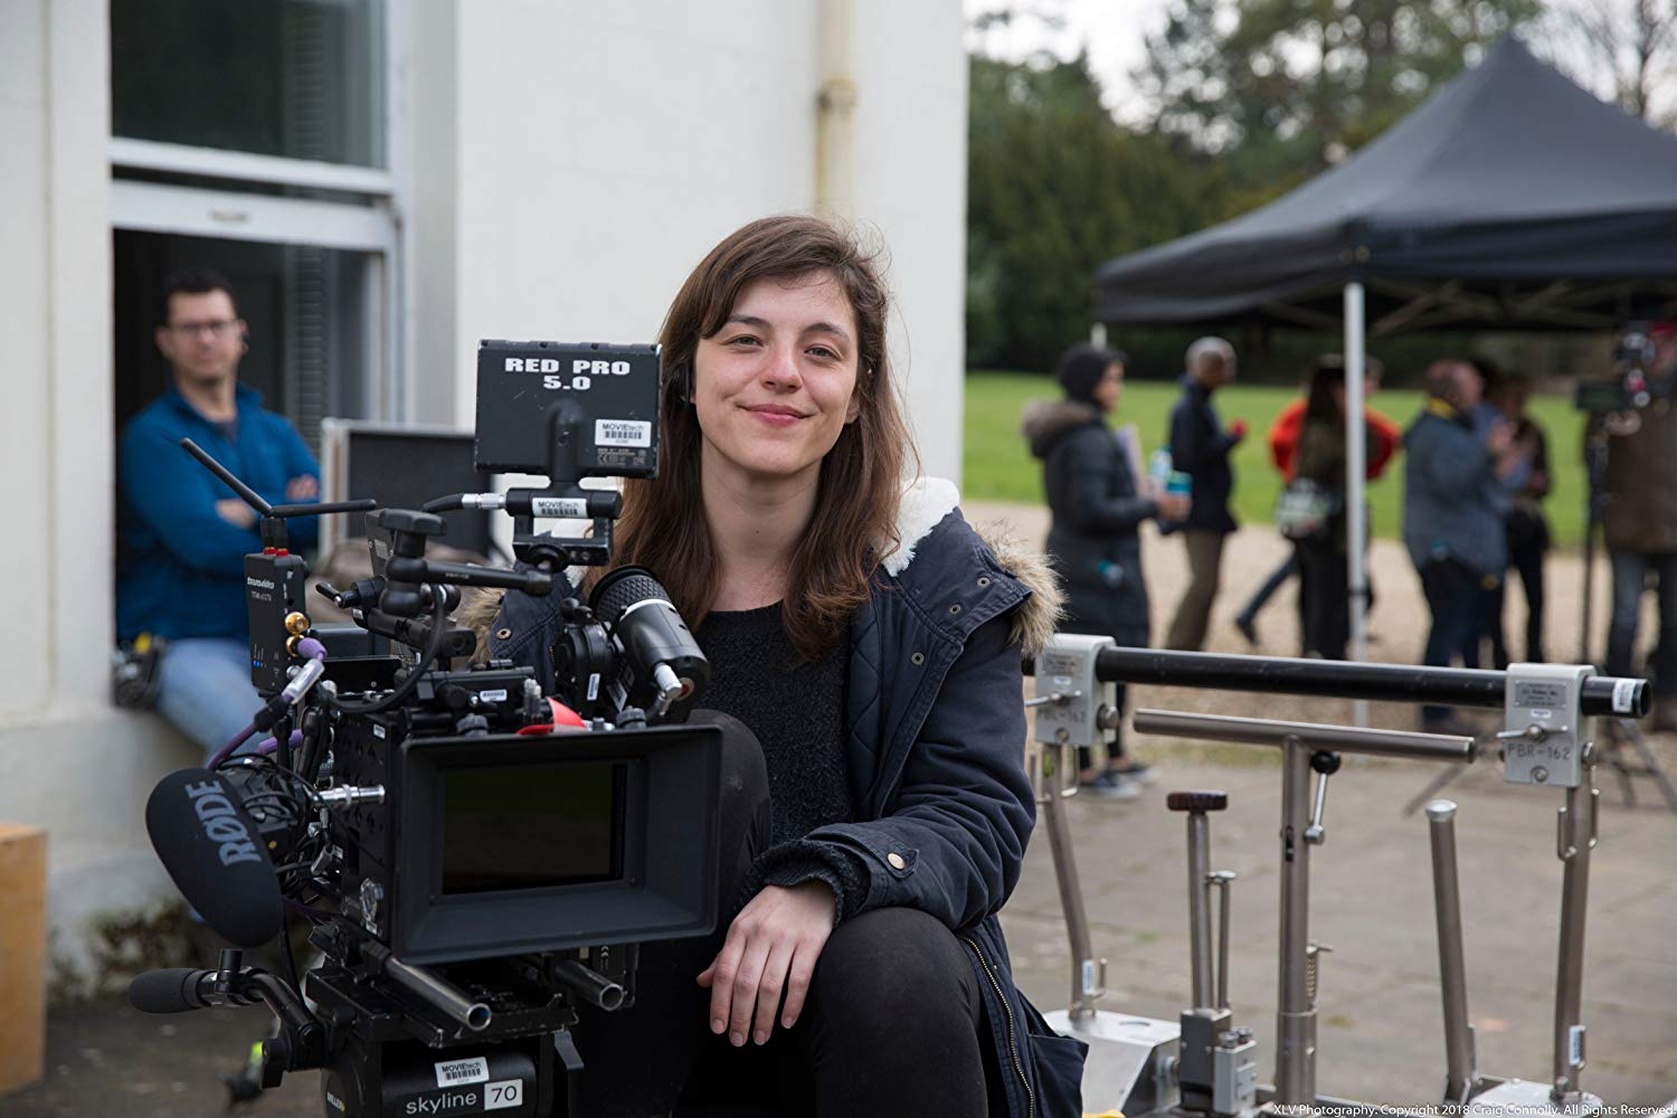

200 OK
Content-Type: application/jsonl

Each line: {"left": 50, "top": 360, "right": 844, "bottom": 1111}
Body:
{"left": 691, "top": 272, "right": 861, "bottom": 489}
{"left": 1092, "top": 361, "right": 1124, "bottom": 413}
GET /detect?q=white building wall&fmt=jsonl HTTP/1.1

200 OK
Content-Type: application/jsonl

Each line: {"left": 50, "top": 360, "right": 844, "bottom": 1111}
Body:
{"left": 1, "top": 0, "right": 966, "bottom": 982}
{"left": 850, "top": 1, "right": 969, "bottom": 481}
{"left": 0, "top": 0, "right": 202, "bottom": 987}
{"left": 408, "top": 0, "right": 965, "bottom": 480}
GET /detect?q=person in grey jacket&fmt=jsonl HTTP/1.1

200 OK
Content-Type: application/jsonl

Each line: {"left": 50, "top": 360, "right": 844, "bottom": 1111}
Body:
{"left": 1022, "top": 343, "right": 1188, "bottom": 796}
{"left": 1403, "top": 359, "right": 1519, "bottom": 732}
{"left": 476, "top": 215, "right": 1085, "bottom": 1117}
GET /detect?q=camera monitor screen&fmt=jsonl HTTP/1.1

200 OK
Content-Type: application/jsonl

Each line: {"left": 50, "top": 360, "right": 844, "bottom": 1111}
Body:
{"left": 393, "top": 724, "right": 722, "bottom": 964}
{"left": 473, "top": 340, "right": 662, "bottom": 478}
{"left": 440, "top": 760, "right": 627, "bottom": 894}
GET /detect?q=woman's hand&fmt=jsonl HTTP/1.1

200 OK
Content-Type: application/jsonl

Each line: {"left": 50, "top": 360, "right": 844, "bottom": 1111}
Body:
{"left": 1157, "top": 492, "right": 1191, "bottom": 521}
{"left": 697, "top": 881, "right": 836, "bottom": 1046}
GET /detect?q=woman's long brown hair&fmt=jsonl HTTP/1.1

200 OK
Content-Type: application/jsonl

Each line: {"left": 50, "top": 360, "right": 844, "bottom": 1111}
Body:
{"left": 606, "top": 214, "right": 918, "bottom": 660}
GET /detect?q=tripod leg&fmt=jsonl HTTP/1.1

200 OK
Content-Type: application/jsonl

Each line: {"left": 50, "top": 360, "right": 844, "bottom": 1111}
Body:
{"left": 1616, "top": 720, "right": 1677, "bottom": 817}
{"left": 1602, "top": 723, "right": 1639, "bottom": 808}
{"left": 1404, "top": 763, "right": 1469, "bottom": 817}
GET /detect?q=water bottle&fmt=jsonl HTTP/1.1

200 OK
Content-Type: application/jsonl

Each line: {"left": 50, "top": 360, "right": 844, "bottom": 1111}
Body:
{"left": 1167, "top": 470, "right": 1192, "bottom": 501}
{"left": 1148, "top": 448, "right": 1173, "bottom": 493}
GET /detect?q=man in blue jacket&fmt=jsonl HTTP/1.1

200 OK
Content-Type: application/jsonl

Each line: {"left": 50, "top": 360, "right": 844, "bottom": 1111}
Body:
{"left": 117, "top": 268, "right": 319, "bottom": 756}
{"left": 1403, "top": 359, "right": 1516, "bottom": 734}
{"left": 1164, "top": 336, "right": 1246, "bottom": 650}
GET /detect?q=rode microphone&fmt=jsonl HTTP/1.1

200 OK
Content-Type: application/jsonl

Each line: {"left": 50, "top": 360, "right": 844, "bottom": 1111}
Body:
{"left": 145, "top": 768, "right": 284, "bottom": 947}
{"left": 590, "top": 565, "right": 710, "bottom": 721}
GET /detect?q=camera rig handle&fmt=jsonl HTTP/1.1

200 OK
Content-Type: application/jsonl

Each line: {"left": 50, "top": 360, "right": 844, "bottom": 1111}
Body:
{"left": 1052, "top": 646, "right": 1650, "bottom": 719}
{"left": 129, "top": 949, "right": 326, "bottom": 1087}
{"left": 422, "top": 485, "right": 625, "bottom": 570}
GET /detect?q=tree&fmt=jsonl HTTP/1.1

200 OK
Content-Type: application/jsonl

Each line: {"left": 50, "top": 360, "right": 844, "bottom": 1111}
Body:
{"left": 1135, "top": 0, "right": 1542, "bottom": 193}
{"left": 1540, "top": 0, "right": 1677, "bottom": 123}
{"left": 966, "top": 51, "right": 1232, "bottom": 371}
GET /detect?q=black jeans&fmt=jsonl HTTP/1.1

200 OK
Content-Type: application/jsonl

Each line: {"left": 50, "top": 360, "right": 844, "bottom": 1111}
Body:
{"left": 1295, "top": 540, "right": 1349, "bottom": 661}
{"left": 1236, "top": 553, "right": 1298, "bottom": 625}
{"left": 1489, "top": 536, "right": 1546, "bottom": 667}
{"left": 1606, "top": 550, "right": 1677, "bottom": 696}
{"left": 1420, "top": 559, "right": 1489, "bottom": 725}
{"left": 570, "top": 715, "right": 989, "bottom": 1117}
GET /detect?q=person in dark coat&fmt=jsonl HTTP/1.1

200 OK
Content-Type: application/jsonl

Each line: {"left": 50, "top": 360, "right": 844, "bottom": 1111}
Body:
{"left": 1291, "top": 358, "right": 1393, "bottom": 661}
{"left": 1486, "top": 371, "right": 1551, "bottom": 668}
{"left": 1021, "top": 343, "right": 1188, "bottom": 797}
{"left": 1164, "top": 336, "right": 1246, "bottom": 650}
{"left": 1595, "top": 321, "right": 1677, "bottom": 730}
{"left": 475, "top": 215, "right": 1085, "bottom": 1117}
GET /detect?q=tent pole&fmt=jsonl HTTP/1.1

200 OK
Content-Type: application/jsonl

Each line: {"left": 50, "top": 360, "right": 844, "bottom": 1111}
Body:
{"left": 1345, "top": 282, "right": 1369, "bottom": 727}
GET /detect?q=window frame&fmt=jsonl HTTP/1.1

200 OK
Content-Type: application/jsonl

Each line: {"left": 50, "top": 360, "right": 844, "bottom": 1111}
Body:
{"left": 106, "top": 2, "right": 407, "bottom": 422}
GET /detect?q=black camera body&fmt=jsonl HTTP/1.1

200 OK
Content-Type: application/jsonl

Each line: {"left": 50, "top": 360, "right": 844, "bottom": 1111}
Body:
{"left": 137, "top": 341, "right": 721, "bottom": 1118}
{"left": 1573, "top": 320, "right": 1665, "bottom": 414}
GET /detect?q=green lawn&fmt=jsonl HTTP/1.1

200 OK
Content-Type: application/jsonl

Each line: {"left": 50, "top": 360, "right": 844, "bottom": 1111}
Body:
{"left": 964, "top": 371, "right": 1591, "bottom": 549}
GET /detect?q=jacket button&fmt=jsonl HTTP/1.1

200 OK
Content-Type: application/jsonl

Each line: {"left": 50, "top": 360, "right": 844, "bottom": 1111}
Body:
{"left": 948, "top": 604, "right": 962, "bottom": 615}
{"left": 977, "top": 576, "right": 990, "bottom": 587}
{"left": 887, "top": 853, "right": 906, "bottom": 870}
{"left": 910, "top": 652, "right": 925, "bottom": 665}
{"left": 495, "top": 628, "right": 512, "bottom": 640}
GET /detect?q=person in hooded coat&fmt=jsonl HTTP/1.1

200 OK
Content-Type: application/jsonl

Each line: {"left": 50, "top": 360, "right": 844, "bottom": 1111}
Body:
{"left": 475, "top": 215, "right": 1087, "bottom": 1117}
{"left": 1021, "top": 343, "right": 1189, "bottom": 797}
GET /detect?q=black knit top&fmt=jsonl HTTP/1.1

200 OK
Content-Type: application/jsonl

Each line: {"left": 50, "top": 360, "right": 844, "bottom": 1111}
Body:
{"left": 696, "top": 603, "right": 868, "bottom": 919}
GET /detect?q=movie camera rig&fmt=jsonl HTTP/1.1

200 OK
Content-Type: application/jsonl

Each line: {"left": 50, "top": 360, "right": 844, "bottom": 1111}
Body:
{"left": 1025, "top": 638, "right": 1660, "bottom": 1118}
{"left": 1563, "top": 319, "right": 1677, "bottom": 814}
{"left": 130, "top": 341, "right": 724, "bottom": 1118}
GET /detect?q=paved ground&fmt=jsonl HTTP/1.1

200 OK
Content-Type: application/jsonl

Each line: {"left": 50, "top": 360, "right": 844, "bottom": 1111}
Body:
{"left": 4, "top": 510, "right": 1674, "bottom": 1116}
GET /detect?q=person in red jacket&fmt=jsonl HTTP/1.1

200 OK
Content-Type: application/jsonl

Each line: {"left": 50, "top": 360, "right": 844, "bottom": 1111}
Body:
{"left": 1232, "top": 355, "right": 1401, "bottom": 651}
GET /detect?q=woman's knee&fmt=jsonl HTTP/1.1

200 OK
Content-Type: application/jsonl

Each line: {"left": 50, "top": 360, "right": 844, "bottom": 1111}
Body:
{"left": 809, "top": 908, "right": 977, "bottom": 1031}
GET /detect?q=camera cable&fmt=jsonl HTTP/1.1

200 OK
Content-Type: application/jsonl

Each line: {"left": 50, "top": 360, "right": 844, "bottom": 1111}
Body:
{"left": 325, "top": 586, "right": 450, "bottom": 716}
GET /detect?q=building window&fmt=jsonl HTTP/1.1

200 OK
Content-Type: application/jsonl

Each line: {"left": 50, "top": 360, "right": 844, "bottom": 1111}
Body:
{"left": 111, "top": 0, "right": 386, "bottom": 168}
{"left": 109, "top": 0, "right": 400, "bottom": 445}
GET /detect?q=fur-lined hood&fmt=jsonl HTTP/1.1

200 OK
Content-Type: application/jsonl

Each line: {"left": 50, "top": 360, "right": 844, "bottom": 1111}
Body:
{"left": 1019, "top": 398, "right": 1102, "bottom": 460}
{"left": 459, "top": 476, "right": 1063, "bottom": 658}
{"left": 883, "top": 477, "right": 1061, "bottom": 655}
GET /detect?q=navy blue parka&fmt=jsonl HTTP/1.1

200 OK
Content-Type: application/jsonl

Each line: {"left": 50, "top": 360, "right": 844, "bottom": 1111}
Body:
{"left": 483, "top": 478, "right": 1085, "bottom": 1117}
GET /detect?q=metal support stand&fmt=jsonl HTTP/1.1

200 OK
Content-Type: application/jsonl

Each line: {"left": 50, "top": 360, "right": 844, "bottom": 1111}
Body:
{"left": 1276, "top": 735, "right": 1317, "bottom": 1109}
{"left": 1024, "top": 642, "right": 1654, "bottom": 1117}
{"left": 1040, "top": 741, "right": 1105, "bottom": 1020}
{"left": 1133, "top": 710, "right": 1474, "bottom": 1114}
{"left": 1404, "top": 719, "right": 1677, "bottom": 819}
{"left": 1426, "top": 800, "right": 1477, "bottom": 1104}
{"left": 1552, "top": 778, "right": 1598, "bottom": 1104}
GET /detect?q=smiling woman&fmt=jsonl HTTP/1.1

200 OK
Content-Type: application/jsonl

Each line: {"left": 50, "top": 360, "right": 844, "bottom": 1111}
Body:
{"left": 479, "top": 214, "right": 1085, "bottom": 1116}
{"left": 693, "top": 274, "right": 863, "bottom": 505}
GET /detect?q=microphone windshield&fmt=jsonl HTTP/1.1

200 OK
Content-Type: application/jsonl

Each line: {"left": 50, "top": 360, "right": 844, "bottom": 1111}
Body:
{"left": 145, "top": 768, "right": 284, "bottom": 947}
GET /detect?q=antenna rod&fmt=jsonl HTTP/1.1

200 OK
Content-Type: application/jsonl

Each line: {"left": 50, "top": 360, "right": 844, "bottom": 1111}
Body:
{"left": 181, "top": 438, "right": 271, "bottom": 516}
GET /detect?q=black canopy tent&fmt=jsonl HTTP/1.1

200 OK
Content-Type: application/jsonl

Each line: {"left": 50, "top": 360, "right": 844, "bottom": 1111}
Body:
{"left": 1094, "top": 37, "right": 1677, "bottom": 679}
{"left": 1096, "top": 38, "right": 1677, "bottom": 335}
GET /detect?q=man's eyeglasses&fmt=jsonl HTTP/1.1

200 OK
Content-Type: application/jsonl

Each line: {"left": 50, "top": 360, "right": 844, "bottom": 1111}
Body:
{"left": 166, "top": 319, "right": 241, "bottom": 339}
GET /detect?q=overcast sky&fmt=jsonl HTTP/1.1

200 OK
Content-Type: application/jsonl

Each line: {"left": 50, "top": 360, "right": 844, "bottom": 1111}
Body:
{"left": 963, "top": 0, "right": 1676, "bottom": 127}
{"left": 963, "top": 0, "right": 1172, "bottom": 125}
